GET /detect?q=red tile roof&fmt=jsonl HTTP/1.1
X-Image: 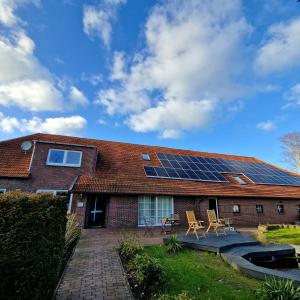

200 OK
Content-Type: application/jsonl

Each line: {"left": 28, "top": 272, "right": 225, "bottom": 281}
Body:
{"left": 1, "top": 133, "right": 300, "bottom": 198}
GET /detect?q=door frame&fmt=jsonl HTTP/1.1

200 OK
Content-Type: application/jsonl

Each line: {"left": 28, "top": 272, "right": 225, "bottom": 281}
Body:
{"left": 208, "top": 197, "right": 219, "bottom": 219}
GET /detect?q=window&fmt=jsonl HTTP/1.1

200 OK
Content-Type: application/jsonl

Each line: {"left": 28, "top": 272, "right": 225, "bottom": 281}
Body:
{"left": 233, "top": 204, "right": 240, "bottom": 213}
{"left": 0, "top": 188, "right": 6, "bottom": 193}
{"left": 256, "top": 205, "right": 264, "bottom": 214}
{"left": 232, "top": 176, "right": 246, "bottom": 185}
{"left": 36, "top": 189, "right": 68, "bottom": 196}
{"left": 47, "top": 149, "right": 82, "bottom": 167}
{"left": 141, "top": 153, "right": 151, "bottom": 161}
{"left": 138, "top": 195, "right": 173, "bottom": 225}
{"left": 277, "top": 204, "right": 284, "bottom": 214}
{"left": 297, "top": 205, "right": 300, "bottom": 213}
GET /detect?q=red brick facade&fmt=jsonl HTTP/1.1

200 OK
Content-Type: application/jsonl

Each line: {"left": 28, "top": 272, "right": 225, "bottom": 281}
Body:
{"left": 0, "top": 142, "right": 96, "bottom": 192}
{"left": 78, "top": 195, "right": 300, "bottom": 228}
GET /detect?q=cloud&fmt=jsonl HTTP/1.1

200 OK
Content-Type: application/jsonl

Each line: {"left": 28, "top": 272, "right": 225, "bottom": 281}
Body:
{"left": 284, "top": 83, "right": 300, "bottom": 107}
{"left": 69, "top": 86, "right": 88, "bottom": 106}
{"left": 0, "top": 79, "right": 63, "bottom": 111}
{"left": 255, "top": 17, "right": 300, "bottom": 74}
{"left": 110, "top": 51, "right": 126, "bottom": 80}
{"left": 0, "top": 0, "right": 39, "bottom": 27}
{"left": 96, "top": 0, "right": 251, "bottom": 138}
{"left": 81, "top": 73, "right": 102, "bottom": 86}
{"left": 0, "top": 112, "right": 87, "bottom": 135}
{"left": 97, "top": 119, "right": 107, "bottom": 125}
{"left": 128, "top": 99, "right": 217, "bottom": 139}
{"left": 83, "top": 0, "right": 126, "bottom": 46}
{"left": 256, "top": 121, "right": 276, "bottom": 132}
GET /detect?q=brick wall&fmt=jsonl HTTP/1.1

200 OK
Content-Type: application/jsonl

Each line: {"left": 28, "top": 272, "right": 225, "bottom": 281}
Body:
{"left": 173, "top": 196, "right": 196, "bottom": 225}
{"left": 0, "top": 142, "right": 97, "bottom": 192}
{"left": 106, "top": 195, "right": 138, "bottom": 228}
{"left": 85, "top": 195, "right": 300, "bottom": 228}
{"left": 198, "top": 197, "right": 300, "bottom": 226}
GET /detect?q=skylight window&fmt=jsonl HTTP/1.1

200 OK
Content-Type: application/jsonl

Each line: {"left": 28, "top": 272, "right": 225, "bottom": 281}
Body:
{"left": 142, "top": 153, "right": 151, "bottom": 161}
{"left": 232, "top": 176, "right": 246, "bottom": 185}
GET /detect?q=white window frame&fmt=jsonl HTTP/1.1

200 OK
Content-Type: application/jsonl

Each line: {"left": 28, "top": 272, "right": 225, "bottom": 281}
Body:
{"left": 138, "top": 195, "right": 174, "bottom": 226}
{"left": 46, "top": 149, "right": 82, "bottom": 167}
{"left": 0, "top": 188, "right": 6, "bottom": 193}
{"left": 233, "top": 204, "right": 241, "bottom": 213}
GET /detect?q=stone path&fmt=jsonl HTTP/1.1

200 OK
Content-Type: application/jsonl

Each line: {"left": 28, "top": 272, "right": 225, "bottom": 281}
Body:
{"left": 55, "top": 228, "right": 133, "bottom": 300}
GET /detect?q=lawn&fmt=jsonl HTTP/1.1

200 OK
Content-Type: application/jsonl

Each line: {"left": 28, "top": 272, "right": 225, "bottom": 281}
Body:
{"left": 264, "top": 228, "right": 300, "bottom": 245}
{"left": 144, "top": 245, "right": 259, "bottom": 300}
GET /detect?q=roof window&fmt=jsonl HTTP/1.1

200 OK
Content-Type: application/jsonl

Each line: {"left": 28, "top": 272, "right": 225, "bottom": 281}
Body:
{"left": 232, "top": 176, "right": 246, "bottom": 185}
{"left": 141, "top": 153, "right": 151, "bottom": 161}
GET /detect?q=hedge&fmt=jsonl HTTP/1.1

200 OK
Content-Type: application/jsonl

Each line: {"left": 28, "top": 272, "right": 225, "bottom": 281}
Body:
{"left": 0, "top": 192, "right": 67, "bottom": 300}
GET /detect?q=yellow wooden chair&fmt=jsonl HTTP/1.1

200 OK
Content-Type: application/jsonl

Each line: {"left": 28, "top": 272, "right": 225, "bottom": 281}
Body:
{"left": 185, "top": 211, "right": 206, "bottom": 239}
{"left": 206, "top": 209, "right": 227, "bottom": 236}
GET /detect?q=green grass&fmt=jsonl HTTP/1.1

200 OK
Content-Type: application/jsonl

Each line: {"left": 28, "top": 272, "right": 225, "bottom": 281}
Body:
{"left": 144, "top": 245, "right": 259, "bottom": 300}
{"left": 264, "top": 228, "right": 300, "bottom": 245}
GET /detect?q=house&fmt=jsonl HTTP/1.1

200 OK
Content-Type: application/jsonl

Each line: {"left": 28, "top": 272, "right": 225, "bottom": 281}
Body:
{"left": 0, "top": 133, "right": 300, "bottom": 228}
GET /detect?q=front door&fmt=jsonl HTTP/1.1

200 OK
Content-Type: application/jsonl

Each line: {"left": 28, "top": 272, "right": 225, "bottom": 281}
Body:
{"left": 208, "top": 198, "right": 219, "bottom": 219}
{"left": 88, "top": 196, "right": 105, "bottom": 227}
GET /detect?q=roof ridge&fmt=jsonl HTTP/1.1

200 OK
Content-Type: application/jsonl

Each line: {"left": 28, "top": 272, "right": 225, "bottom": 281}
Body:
{"left": 28, "top": 132, "right": 257, "bottom": 160}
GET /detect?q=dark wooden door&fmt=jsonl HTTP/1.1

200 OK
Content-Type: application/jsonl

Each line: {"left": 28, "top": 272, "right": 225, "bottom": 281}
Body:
{"left": 88, "top": 196, "right": 105, "bottom": 227}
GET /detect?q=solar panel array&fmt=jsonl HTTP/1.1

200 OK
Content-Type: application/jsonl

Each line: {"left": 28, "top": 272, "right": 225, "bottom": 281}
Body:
{"left": 144, "top": 152, "right": 300, "bottom": 187}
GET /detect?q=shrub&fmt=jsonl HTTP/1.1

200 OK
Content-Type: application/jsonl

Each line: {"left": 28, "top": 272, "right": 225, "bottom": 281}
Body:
{"left": 0, "top": 192, "right": 67, "bottom": 300}
{"left": 166, "top": 235, "right": 183, "bottom": 254}
{"left": 128, "top": 253, "right": 165, "bottom": 299}
{"left": 118, "top": 231, "right": 143, "bottom": 263}
{"left": 256, "top": 277, "right": 300, "bottom": 300}
{"left": 65, "top": 213, "right": 81, "bottom": 255}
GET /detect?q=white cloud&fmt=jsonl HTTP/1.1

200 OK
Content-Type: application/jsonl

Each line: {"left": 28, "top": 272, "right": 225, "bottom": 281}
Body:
{"left": 255, "top": 17, "right": 300, "bottom": 74}
{"left": 96, "top": 0, "right": 251, "bottom": 138}
{"left": 0, "top": 79, "right": 63, "bottom": 111}
{"left": 83, "top": 0, "right": 126, "bottom": 46}
{"left": 110, "top": 51, "right": 126, "bottom": 80}
{"left": 0, "top": 112, "right": 87, "bottom": 134}
{"left": 97, "top": 119, "right": 107, "bottom": 125}
{"left": 128, "top": 99, "right": 217, "bottom": 139}
{"left": 285, "top": 83, "right": 300, "bottom": 107}
{"left": 0, "top": 0, "right": 39, "bottom": 27}
{"left": 256, "top": 121, "right": 276, "bottom": 132}
{"left": 69, "top": 86, "right": 88, "bottom": 106}
{"left": 81, "top": 73, "right": 102, "bottom": 86}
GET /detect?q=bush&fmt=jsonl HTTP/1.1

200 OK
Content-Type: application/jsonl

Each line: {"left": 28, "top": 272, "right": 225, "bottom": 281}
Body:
{"left": 128, "top": 253, "right": 165, "bottom": 299}
{"left": 157, "top": 292, "right": 195, "bottom": 300}
{"left": 118, "top": 231, "right": 143, "bottom": 263}
{"left": 256, "top": 277, "right": 300, "bottom": 300}
{"left": 166, "top": 235, "right": 183, "bottom": 254}
{"left": 65, "top": 213, "right": 81, "bottom": 256}
{"left": 0, "top": 192, "right": 67, "bottom": 300}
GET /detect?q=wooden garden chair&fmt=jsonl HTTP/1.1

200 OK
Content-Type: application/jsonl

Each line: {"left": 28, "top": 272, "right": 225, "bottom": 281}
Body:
{"left": 206, "top": 209, "right": 227, "bottom": 236}
{"left": 185, "top": 211, "right": 205, "bottom": 239}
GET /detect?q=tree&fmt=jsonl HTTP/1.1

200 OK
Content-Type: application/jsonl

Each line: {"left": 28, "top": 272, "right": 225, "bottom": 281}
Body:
{"left": 280, "top": 132, "right": 300, "bottom": 172}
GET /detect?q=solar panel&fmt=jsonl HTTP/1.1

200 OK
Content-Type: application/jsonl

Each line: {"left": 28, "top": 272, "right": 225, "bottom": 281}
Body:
{"left": 143, "top": 152, "right": 300, "bottom": 186}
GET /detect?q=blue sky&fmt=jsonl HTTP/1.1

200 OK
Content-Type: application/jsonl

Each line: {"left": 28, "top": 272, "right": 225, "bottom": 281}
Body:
{"left": 0, "top": 0, "right": 299, "bottom": 170}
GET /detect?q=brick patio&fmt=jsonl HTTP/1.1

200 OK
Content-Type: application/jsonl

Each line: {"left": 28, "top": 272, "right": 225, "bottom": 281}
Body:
{"left": 55, "top": 228, "right": 135, "bottom": 300}
{"left": 55, "top": 226, "right": 257, "bottom": 300}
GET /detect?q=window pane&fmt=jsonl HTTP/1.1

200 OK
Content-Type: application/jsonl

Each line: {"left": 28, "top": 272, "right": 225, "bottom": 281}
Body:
{"left": 48, "top": 150, "right": 64, "bottom": 164}
{"left": 66, "top": 151, "right": 81, "bottom": 165}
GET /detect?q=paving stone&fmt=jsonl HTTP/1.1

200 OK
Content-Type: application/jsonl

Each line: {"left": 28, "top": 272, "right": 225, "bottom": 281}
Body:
{"left": 55, "top": 229, "right": 133, "bottom": 300}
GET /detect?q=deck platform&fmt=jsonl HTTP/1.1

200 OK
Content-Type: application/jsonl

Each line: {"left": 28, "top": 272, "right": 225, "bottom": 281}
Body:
{"left": 166, "top": 231, "right": 259, "bottom": 253}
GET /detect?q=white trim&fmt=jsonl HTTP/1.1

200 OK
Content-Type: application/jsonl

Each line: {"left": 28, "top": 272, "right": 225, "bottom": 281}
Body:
{"left": 0, "top": 188, "right": 6, "bottom": 193}
{"left": 68, "top": 193, "right": 74, "bottom": 214}
{"left": 28, "top": 140, "right": 36, "bottom": 172}
{"left": 46, "top": 149, "right": 82, "bottom": 167}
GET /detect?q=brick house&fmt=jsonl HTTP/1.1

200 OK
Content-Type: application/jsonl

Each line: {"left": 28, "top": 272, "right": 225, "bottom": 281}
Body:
{"left": 0, "top": 133, "right": 300, "bottom": 228}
